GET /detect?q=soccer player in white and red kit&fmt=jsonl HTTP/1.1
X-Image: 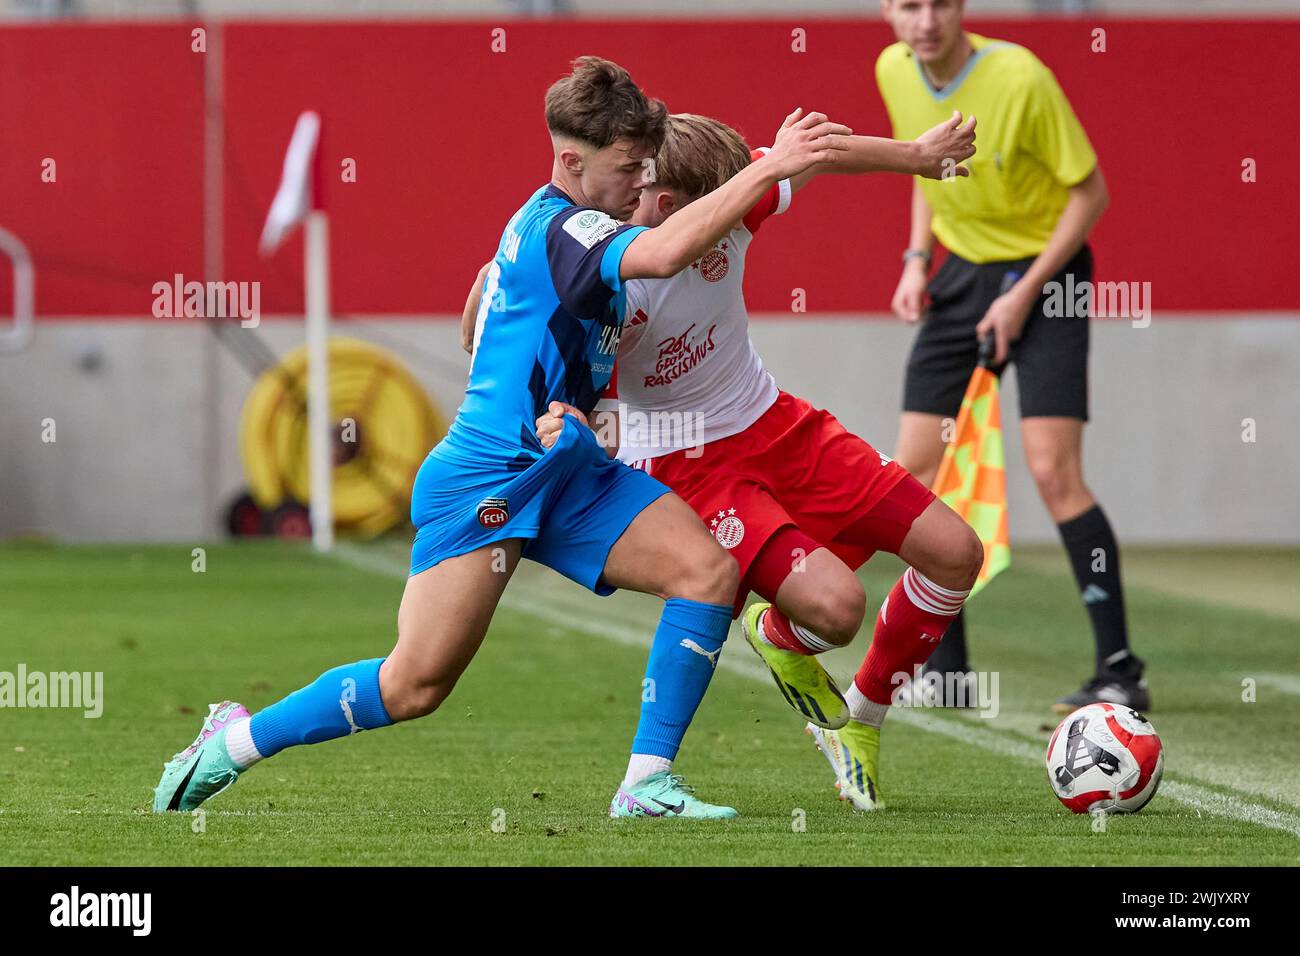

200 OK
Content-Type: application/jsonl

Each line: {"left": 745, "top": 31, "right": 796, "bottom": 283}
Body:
{"left": 533, "top": 111, "right": 983, "bottom": 811}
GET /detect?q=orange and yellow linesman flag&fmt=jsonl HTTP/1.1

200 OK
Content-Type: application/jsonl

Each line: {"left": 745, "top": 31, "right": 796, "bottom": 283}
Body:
{"left": 931, "top": 342, "right": 1011, "bottom": 598}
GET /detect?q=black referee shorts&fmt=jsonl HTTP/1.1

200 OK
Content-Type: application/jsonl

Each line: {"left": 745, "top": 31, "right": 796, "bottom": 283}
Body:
{"left": 902, "top": 244, "right": 1093, "bottom": 421}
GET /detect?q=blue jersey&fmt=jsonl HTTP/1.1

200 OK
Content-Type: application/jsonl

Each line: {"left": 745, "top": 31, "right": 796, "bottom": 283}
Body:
{"left": 439, "top": 184, "right": 647, "bottom": 471}
{"left": 409, "top": 184, "right": 667, "bottom": 588}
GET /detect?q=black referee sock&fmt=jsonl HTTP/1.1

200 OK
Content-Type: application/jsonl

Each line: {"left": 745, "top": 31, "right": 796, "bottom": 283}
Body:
{"left": 924, "top": 609, "right": 970, "bottom": 673}
{"left": 1057, "top": 504, "right": 1131, "bottom": 673}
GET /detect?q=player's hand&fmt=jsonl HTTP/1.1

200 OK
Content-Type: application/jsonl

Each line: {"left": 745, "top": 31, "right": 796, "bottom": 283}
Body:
{"left": 536, "top": 401, "right": 588, "bottom": 450}
{"left": 891, "top": 258, "right": 929, "bottom": 323}
{"left": 764, "top": 108, "right": 853, "bottom": 179}
{"left": 975, "top": 286, "right": 1036, "bottom": 364}
{"left": 914, "top": 111, "right": 976, "bottom": 180}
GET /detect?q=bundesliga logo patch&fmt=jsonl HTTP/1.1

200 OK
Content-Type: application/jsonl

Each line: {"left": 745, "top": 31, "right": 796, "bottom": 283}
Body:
{"left": 476, "top": 497, "right": 510, "bottom": 528}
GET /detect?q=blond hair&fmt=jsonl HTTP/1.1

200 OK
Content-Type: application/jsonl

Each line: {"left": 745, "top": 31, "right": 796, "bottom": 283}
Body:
{"left": 652, "top": 113, "right": 752, "bottom": 200}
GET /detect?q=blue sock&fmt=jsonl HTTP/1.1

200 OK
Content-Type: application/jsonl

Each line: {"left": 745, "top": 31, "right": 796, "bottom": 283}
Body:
{"left": 631, "top": 598, "right": 733, "bottom": 760}
{"left": 249, "top": 658, "right": 394, "bottom": 759}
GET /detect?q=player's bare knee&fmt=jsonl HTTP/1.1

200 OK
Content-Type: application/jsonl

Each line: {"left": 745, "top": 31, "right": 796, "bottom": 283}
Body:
{"left": 668, "top": 544, "right": 739, "bottom": 605}
{"left": 958, "top": 527, "right": 984, "bottom": 587}
{"left": 405, "top": 682, "right": 451, "bottom": 720}
{"left": 917, "top": 523, "right": 982, "bottom": 591}
{"left": 805, "top": 585, "right": 865, "bottom": 646}
{"left": 701, "top": 548, "right": 741, "bottom": 605}
{"left": 383, "top": 671, "right": 453, "bottom": 721}
{"left": 938, "top": 525, "right": 984, "bottom": 590}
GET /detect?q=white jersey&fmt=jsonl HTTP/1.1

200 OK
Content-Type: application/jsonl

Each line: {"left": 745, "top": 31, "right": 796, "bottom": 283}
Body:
{"left": 602, "top": 163, "right": 792, "bottom": 463}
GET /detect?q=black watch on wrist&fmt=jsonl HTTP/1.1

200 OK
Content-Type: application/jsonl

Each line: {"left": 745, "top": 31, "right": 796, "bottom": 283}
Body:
{"left": 902, "top": 249, "right": 931, "bottom": 266}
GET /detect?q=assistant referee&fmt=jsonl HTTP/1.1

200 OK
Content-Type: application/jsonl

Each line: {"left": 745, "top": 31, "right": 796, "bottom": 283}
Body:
{"left": 875, "top": 0, "right": 1149, "bottom": 713}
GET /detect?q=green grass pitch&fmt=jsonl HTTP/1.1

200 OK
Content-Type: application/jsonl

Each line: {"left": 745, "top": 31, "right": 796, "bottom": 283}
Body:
{"left": 1, "top": 539, "right": 1297, "bottom": 866}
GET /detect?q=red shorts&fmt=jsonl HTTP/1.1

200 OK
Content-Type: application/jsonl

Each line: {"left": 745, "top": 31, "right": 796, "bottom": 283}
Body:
{"left": 635, "top": 391, "right": 935, "bottom": 614}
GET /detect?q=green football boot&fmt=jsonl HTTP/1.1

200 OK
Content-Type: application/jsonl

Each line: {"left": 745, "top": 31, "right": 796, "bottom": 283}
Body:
{"left": 806, "top": 720, "right": 883, "bottom": 811}
{"left": 152, "top": 700, "right": 249, "bottom": 813}
{"left": 609, "top": 771, "right": 738, "bottom": 819}
{"left": 743, "top": 602, "right": 848, "bottom": 729}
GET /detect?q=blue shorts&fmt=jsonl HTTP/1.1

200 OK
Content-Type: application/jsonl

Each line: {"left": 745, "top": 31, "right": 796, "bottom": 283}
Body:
{"left": 408, "top": 416, "right": 670, "bottom": 595}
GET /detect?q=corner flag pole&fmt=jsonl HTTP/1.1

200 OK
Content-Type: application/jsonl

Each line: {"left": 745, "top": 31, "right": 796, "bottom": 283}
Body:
{"left": 260, "top": 110, "right": 333, "bottom": 551}
{"left": 304, "top": 209, "right": 333, "bottom": 552}
{"left": 0, "top": 226, "right": 34, "bottom": 354}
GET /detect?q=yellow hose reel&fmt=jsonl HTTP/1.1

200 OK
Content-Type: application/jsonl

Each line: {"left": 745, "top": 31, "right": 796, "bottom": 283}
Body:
{"left": 238, "top": 337, "right": 446, "bottom": 537}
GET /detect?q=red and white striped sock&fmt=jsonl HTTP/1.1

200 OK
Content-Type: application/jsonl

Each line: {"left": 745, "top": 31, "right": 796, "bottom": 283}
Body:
{"left": 849, "top": 567, "right": 970, "bottom": 727}
{"left": 755, "top": 606, "right": 837, "bottom": 656}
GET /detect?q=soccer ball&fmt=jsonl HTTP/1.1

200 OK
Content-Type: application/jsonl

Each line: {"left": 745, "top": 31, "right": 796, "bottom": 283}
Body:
{"left": 1045, "top": 703, "right": 1163, "bottom": 814}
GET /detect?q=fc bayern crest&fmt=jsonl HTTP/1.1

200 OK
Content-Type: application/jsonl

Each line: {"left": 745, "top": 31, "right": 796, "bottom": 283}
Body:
{"left": 711, "top": 508, "right": 744, "bottom": 549}
{"left": 699, "top": 248, "right": 729, "bottom": 282}
{"left": 476, "top": 497, "right": 510, "bottom": 528}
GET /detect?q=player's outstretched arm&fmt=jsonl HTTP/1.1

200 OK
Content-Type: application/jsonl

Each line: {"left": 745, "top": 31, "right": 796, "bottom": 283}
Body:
{"left": 790, "top": 111, "right": 976, "bottom": 193}
{"left": 461, "top": 261, "right": 492, "bottom": 354}
{"left": 619, "top": 108, "right": 851, "bottom": 279}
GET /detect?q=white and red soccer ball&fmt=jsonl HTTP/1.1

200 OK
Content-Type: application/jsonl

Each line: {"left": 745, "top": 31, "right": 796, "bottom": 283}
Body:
{"left": 1045, "top": 703, "right": 1163, "bottom": 814}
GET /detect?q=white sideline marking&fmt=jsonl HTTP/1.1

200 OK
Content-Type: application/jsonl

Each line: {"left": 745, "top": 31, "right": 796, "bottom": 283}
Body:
{"left": 330, "top": 543, "right": 1300, "bottom": 840}
{"left": 1255, "top": 674, "right": 1300, "bottom": 697}
{"left": 895, "top": 710, "right": 1300, "bottom": 839}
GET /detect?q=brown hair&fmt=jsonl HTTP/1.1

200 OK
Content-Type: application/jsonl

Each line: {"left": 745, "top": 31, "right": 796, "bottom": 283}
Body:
{"left": 544, "top": 56, "right": 667, "bottom": 152}
{"left": 652, "top": 113, "right": 752, "bottom": 201}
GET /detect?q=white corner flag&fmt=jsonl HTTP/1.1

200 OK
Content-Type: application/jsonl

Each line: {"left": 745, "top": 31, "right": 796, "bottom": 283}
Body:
{"left": 259, "top": 110, "right": 321, "bottom": 256}
{"left": 259, "top": 110, "right": 333, "bottom": 552}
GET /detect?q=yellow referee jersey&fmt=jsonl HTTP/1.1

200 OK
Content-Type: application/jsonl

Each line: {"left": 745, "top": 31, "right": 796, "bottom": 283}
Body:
{"left": 876, "top": 33, "right": 1097, "bottom": 263}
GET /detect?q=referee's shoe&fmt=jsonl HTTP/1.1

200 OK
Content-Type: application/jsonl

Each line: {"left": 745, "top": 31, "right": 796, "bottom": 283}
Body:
{"left": 1052, "top": 651, "right": 1151, "bottom": 714}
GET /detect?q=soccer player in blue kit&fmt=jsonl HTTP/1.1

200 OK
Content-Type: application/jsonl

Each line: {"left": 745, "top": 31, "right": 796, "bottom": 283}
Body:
{"left": 153, "top": 57, "right": 850, "bottom": 819}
